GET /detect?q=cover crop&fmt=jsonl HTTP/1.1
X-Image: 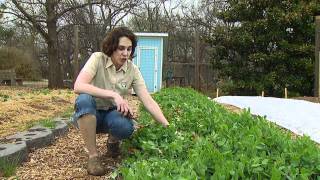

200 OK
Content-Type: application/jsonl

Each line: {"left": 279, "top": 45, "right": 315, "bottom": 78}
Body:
{"left": 119, "top": 87, "right": 320, "bottom": 179}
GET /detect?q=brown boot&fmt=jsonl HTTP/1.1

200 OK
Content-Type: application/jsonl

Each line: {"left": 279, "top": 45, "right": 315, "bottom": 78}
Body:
{"left": 106, "top": 141, "right": 121, "bottom": 158}
{"left": 87, "top": 156, "right": 105, "bottom": 176}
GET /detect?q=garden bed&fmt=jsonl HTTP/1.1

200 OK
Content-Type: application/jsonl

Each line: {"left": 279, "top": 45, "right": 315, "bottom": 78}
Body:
{"left": 1, "top": 86, "right": 319, "bottom": 179}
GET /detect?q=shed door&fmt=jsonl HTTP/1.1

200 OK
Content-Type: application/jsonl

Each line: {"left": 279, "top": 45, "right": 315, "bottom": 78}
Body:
{"left": 137, "top": 47, "right": 158, "bottom": 92}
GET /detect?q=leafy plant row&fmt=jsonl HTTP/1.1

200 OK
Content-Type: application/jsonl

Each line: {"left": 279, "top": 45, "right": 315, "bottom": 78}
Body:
{"left": 120, "top": 87, "right": 320, "bottom": 179}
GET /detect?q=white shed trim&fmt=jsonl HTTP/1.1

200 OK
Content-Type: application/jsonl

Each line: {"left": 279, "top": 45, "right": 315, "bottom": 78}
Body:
{"left": 134, "top": 32, "right": 168, "bottom": 37}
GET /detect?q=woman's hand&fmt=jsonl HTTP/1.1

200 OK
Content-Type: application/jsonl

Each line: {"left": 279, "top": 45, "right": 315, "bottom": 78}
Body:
{"left": 113, "top": 93, "right": 133, "bottom": 117}
{"left": 162, "top": 121, "right": 169, "bottom": 127}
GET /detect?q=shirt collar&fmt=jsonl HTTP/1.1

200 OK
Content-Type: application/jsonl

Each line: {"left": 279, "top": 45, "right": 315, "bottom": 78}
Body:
{"left": 105, "top": 56, "right": 113, "bottom": 69}
{"left": 105, "top": 56, "right": 128, "bottom": 72}
{"left": 119, "top": 60, "right": 128, "bottom": 72}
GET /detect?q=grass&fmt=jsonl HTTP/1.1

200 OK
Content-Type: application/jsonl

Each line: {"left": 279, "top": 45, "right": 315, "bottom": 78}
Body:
{"left": 39, "top": 119, "right": 56, "bottom": 129}
{"left": 24, "top": 107, "right": 74, "bottom": 131}
{"left": 0, "top": 156, "right": 20, "bottom": 177}
{"left": 25, "top": 118, "right": 56, "bottom": 130}
{"left": 0, "top": 93, "right": 10, "bottom": 102}
{"left": 61, "top": 107, "right": 74, "bottom": 118}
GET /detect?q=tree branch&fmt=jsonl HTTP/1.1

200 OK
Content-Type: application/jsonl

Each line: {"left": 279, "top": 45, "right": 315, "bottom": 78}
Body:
{"left": 11, "top": 0, "right": 49, "bottom": 41}
{"left": 3, "top": 11, "right": 46, "bottom": 23}
{"left": 55, "top": 1, "right": 101, "bottom": 20}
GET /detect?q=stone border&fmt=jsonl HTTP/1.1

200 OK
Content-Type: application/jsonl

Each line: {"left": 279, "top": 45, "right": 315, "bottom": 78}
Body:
{"left": 0, "top": 117, "right": 70, "bottom": 168}
{"left": 0, "top": 141, "right": 27, "bottom": 165}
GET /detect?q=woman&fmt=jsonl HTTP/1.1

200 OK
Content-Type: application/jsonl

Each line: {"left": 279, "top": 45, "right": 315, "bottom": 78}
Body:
{"left": 72, "top": 27, "right": 169, "bottom": 176}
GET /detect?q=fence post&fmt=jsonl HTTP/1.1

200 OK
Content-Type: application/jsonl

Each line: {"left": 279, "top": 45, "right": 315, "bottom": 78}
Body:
{"left": 285, "top": 88, "right": 288, "bottom": 99}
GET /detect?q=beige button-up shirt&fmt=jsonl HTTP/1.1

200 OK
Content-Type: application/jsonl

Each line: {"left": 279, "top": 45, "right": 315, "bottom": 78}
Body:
{"left": 82, "top": 52, "right": 146, "bottom": 110}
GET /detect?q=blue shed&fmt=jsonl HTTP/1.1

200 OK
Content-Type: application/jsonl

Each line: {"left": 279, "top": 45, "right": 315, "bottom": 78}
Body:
{"left": 133, "top": 32, "right": 168, "bottom": 93}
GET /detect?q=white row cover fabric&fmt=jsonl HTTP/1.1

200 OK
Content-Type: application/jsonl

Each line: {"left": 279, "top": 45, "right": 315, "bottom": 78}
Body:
{"left": 214, "top": 96, "right": 320, "bottom": 144}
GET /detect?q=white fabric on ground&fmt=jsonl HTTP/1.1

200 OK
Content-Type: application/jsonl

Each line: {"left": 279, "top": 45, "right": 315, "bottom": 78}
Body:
{"left": 214, "top": 96, "right": 320, "bottom": 144}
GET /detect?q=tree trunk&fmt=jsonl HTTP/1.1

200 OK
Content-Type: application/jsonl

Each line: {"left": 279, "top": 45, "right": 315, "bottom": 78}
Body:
{"left": 46, "top": 1, "right": 63, "bottom": 88}
{"left": 73, "top": 25, "right": 80, "bottom": 83}
{"left": 315, "top": 15, "right": 320, "bottom": 97}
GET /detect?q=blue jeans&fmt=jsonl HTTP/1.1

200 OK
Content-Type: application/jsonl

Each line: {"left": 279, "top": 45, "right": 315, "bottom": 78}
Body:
{"left": 72, "top": 93, "right": 134, "bottom": 140}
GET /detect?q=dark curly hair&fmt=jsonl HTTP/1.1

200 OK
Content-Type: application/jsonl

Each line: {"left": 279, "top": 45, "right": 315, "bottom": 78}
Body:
{"left": 101, "top": 27, "right": 137, "bottom": 59}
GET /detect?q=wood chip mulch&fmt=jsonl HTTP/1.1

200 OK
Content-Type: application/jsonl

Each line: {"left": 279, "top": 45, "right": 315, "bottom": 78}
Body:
{"left": 16, "top": 127, "right": 117, "bottom": 180}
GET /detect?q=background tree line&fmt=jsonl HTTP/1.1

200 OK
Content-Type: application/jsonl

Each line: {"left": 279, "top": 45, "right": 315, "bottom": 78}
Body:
{"left": 0, "top": 0, "right": 319, "bottom": 96}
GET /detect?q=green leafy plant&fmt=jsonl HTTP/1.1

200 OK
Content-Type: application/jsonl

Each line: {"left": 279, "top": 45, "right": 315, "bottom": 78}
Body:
{"left": 119, "top": 87, "right": 320, "bottom": 179}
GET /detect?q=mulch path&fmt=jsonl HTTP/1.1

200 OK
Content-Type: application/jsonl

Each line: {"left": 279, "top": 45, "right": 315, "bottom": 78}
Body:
{"left": 5, "top": 96, "right": 141, "bottom": 180}
{"left": 16, "top": 127, "right": 119, "bottom": 180}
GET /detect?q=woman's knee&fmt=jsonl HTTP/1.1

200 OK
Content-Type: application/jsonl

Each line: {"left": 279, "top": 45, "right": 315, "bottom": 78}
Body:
{"left": 72, "top": 94, "right": 97, "bottom": 128}
{"left": 108, "top": 115, "right": 134, "bottom": 139}
{"left": 75, "top": 93, "right": 96, "bottom": 109}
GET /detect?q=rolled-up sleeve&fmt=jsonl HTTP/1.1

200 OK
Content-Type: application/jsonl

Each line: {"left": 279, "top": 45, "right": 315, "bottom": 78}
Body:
{"left": 82, "top": 53, "right": 99, "bottom": 77}
{"left": 132, "top": 66, "right": 147, "bottom": 94}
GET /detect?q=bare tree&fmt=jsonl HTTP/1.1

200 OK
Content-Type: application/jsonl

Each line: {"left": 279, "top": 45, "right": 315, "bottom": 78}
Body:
{"left": 5, "top": 0, "right": 141, "bottom": 88}
{"left": 56, "top": 0, "right": 141, "bottom": 82}
{"left": 3, "top": 0, "right": 95, "bottom": 87}
{"left": 61, "top": 0, "right": 141, "bottom": 52}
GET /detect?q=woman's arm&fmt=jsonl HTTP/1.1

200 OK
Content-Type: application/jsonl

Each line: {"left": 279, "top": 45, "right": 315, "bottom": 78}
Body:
{"left": 74, "top": 70, "right": 118, "bottom": 99}
{"left": 74, "top": 70, "right": 131, "bottom": 116}
{"left": 136, "top": 87, "right": 169, "bottom": 127}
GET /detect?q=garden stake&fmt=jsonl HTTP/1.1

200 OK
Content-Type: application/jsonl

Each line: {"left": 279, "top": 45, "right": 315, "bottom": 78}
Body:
{"left": 285, "top": 88, "right": 288, "bottom": 99}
